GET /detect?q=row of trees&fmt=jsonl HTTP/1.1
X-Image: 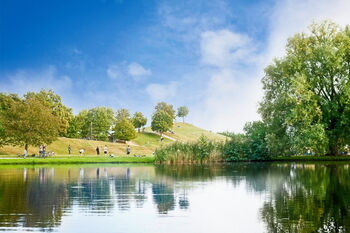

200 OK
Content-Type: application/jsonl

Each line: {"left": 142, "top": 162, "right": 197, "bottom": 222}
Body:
{"left": 0, "top": 89, "right": 189, "bottom": 150}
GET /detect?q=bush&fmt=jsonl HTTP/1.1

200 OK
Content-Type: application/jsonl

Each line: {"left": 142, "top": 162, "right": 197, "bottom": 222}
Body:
{"left": 154, "top": 135, "right": 221, "bottom": 164}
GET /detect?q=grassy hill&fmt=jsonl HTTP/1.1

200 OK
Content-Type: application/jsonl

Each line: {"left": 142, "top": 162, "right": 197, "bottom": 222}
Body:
{"left": 0, "top": 123, "right": 225, "bottom": 156}
{"left": 163, "top": 122, "right": 227, "bottom": 142}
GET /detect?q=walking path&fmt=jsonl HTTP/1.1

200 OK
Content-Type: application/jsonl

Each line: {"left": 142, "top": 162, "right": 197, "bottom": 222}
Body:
{"left": 151, "top": 132, "right": 177, "bottom": 141}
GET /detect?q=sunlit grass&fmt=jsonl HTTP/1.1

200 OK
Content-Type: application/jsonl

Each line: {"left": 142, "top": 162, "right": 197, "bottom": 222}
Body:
{"left": 0, "top": 156, "right": 155, "bottom": 165}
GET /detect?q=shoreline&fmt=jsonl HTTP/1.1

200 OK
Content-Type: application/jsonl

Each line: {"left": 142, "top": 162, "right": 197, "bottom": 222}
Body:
{"left": 0, "top": 155, "right": 349, "bottom": 165}
{"left": 0, "top": 156, "right": 155, "bottom": 165}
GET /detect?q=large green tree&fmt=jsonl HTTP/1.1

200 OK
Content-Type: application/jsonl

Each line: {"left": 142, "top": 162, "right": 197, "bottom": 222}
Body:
{"left": 66, "top": 111, "right": 88, "bottom": 138}
{"left": 68, "top": 107, "right": 114, "bottom": 141}
{"left": 0, "top": 94, "right": 61, "bottom": 150}
{"left": 132, "top": 112, "right": 147, "bottom": 132}
{"left": 260, "top": 21, "right": 350, "bottom": 155}
{"left": 81, "top": 107, "right": 115, "bottom": 141}
{"left": 25, "top": 90, "right": 73, "bottom": 136}
{"left": 151, "top": 110, "right": 173, "bottom": 136}
{"left": 113, "top": 118, "right": 137, "bottom": 141}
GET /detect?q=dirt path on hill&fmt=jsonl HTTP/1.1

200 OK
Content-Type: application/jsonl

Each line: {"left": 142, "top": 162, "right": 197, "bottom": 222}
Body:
{"left": 152, "top": 132, "right": 177, "bottom": 141}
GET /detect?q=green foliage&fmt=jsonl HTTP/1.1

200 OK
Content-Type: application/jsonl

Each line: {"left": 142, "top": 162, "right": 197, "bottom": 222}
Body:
{"left": 244, "top": 121, "right": 270, "bottom": 160}
{"left": 70, "top": 107, "right": 115, "bottom": 141}
{"left": 66, "top": 114, "right": 85, "bottom": 138}
{"left": 0, "top": 94, "right": 61, "bottom": 149}
{"left": 222, "top": 133, "right": 248, "bottom": 161}
{"left": 260, "top": 21, "right": 350, "bottom": 155}
{"left": 132, "top": 112, "right": 147, "bottom": 132}
{"left": 151, "top": 110, "right": 173, "bottom": 135}
{"left": 220, "top": 121, "right": 270, "bottom": 161}
{"left": 24, "top": 89, "right": 73, "bottom": 136}
{"left": 154, "top": 135, "right": 220, "bottom": 164}
{"left": 155, "top": 102, "right": 176, "bottom": 120}
{"left": 113, "top": 118, "right": 137, "bottom": 141}
{"left": 115, "top": 108, "right": 130, "bottom": 121}
{"left": 177, "top": 106, "right": 189, "bottom": 122}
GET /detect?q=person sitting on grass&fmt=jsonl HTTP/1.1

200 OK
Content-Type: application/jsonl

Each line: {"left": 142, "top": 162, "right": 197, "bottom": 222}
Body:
{"left": 79, "top": 149, "right": 84, "bottom": 155}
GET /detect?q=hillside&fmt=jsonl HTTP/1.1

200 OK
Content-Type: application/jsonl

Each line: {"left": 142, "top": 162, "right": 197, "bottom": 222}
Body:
{"left": 0, "top": 123, "right": 225, "bottom": 156}
{"left": 162, "top": 122, "right": 227, "bottom": 142}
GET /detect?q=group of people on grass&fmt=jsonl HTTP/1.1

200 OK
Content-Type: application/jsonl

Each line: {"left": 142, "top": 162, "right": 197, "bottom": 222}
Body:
{"left": 21, "top": 145, "right": 55, "bottom": 159}
{"left": 68, "top": 144, "right": 131, "bottom": 156}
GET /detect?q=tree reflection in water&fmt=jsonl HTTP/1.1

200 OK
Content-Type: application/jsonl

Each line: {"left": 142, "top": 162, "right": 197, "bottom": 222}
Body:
{"left": 0, "top": 163, "right": 349, "bottom": 232}
{"left": 259, "top": 163, "right": 350, "bottom": 233}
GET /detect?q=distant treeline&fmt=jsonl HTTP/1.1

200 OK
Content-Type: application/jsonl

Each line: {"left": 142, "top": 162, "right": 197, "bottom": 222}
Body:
{"left": 0, "top": 89, "right": 189, "bottom": 150}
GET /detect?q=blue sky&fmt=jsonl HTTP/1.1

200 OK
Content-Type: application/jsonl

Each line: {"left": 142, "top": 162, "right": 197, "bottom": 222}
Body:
{"left": 1, "top": 0, "right": 349, "bottom": 132}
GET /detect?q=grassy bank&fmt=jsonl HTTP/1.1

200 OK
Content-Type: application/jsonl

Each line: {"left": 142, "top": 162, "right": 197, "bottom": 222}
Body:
{"left": 0, "top": 123, "right": 225, "bottom": 157}
{"left": 270, "top": 155, "right": 350, "bottom": 162}
{"left": 0, "top": 156, "right": 155, "bottom": 165}
{"left": 0, "top": 155, "right": 349, "bottom": 165}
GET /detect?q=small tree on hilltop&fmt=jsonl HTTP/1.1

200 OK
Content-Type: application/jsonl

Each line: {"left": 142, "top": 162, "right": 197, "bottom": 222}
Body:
{"left": 151, "top": 110, "right": 173, "bottom": 136}
{"left": 177, "top": 106, "right": 189, "bottom": 123}
{"left": 113, "top": 118, "right": 137, "bottom": 142}
{"left": 155, "top": 102, "right": 176, "bottom": 120}
{"left": 0, "top": 94, "right": 61, "bottom": 151}
{"left": 132, "top": 112, "right": 147, "bottom": 132}
{"left": 115, "top": 108, "right": 131, "bottom": 121}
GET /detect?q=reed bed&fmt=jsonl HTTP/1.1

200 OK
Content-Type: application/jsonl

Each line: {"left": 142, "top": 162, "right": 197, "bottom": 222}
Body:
{"left": 154, "top": 136, "right": 224, "bottom": 164}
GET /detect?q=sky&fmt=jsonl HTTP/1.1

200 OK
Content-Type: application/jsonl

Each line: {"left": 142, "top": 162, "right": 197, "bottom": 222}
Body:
{"left": 1, "top": 0, "right": 350, "bottom": 132}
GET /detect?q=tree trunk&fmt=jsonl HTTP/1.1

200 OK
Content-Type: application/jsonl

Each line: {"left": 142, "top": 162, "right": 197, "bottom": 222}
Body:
{"left": 25, "top": 144, "right": 28, "bottom": 150}
{"left": 328, "top": 142, "right": 339, "bottom": 156}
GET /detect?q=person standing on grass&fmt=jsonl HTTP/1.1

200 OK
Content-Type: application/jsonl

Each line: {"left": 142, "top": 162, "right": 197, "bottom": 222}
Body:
{"left": 39, "top": 145, "right": 43, "bottom": 157}
{"left": 23, "top": 148, "right": 28, "bottom": 158}
{"left": 96, "top": 146, "right": 100, "bottom": 155}
{"left": 126, "top": 145, "right": 131, "bottom": 155}
{"left": 104, "top": 145, "right": 108, "bottom": 155}
{"left": 68, "top": 145, "right": 72, "bottom": 155}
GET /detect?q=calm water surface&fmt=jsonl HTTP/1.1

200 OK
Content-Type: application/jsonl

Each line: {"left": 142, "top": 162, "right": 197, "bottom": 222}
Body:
{"left": 0, "top": 162, "right": 349, "bottom": 233}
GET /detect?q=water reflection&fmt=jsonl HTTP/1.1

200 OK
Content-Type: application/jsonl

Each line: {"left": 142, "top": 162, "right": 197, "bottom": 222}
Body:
{"left": 0, "top": 162, "right": 349, "bottom": 232}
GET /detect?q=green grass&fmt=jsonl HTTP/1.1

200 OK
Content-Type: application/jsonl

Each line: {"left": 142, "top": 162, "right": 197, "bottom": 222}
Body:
{"left": 133, "top": 132, "right": 172, "bottom": 147}
{"left": 0, "top": 123, "right": 230, "bottom": 165}
{"left": 0, "top": 123, "right": 225, "bottom": 157}
{"left": 0, "top": 156, "right": 155, "bottom": 165}
{"left": 0, "top": 136, "right": 155, "bottom": 156}
{"left": 162, "top": 122, "right": 227, "bottom": 142}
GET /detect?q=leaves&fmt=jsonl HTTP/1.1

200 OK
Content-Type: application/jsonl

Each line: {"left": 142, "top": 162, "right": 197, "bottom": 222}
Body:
{"left": 260, "top": 21, "right": 350, "bottom": 155}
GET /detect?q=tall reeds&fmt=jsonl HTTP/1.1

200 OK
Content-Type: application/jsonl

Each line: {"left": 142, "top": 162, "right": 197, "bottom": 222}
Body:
{"left": 154, "top": 135, "right": 223, "bottom": 164}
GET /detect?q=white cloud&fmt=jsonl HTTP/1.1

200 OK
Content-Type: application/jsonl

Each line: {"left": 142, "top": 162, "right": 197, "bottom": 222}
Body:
{"left": 191, "top": 68, "right": 262, "bottom": 132}
{"left": 146, "top": 82, "right": 178, "bottom": 102}
{"left": 200, "top": 30, "right": 252, "bottom": 67}
{"left": 127, "top": 62, "right": 152, "bottom": 77}
{"left": 190, "top": 0, "right": 350, "bottom": 132}
{"left": 107, "top": 64, "right": 123, "bottom": 80}
{"left": 0, "top": 66, "right": 72, "bottom": 95}
{"left": 265, "top": 0, "right": 350, "bottom": 63}
{"left": 107, "top": 62, "right": 151, "bottom": 80}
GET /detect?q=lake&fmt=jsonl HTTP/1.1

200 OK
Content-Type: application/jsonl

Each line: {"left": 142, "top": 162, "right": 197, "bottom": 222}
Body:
{"left": 0, "top": 162, "right": 349, "bottom": 233}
